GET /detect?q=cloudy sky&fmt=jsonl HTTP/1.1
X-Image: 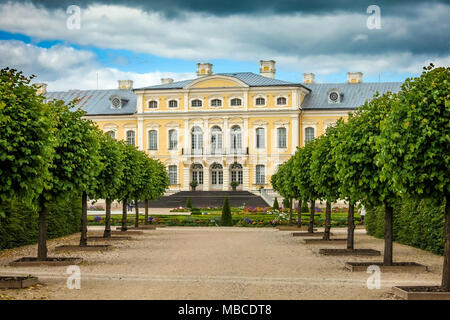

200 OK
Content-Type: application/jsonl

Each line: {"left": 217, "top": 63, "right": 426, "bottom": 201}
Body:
{"left": 0, "top": 0, "right": 449, "bottom": 91}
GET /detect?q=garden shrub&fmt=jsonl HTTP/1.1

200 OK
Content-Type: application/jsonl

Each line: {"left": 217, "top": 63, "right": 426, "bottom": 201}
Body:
{"left": 272, "top": 197, "right": 280, "bottom": 210}
{"left": 220, "top": 197, "right": 232, "bottom": 226}
{"left": 0, "top": 193, "right": 82, "bottom": 250}
{"left": 186, "top": 198, "right": 192, "bottom": 209}
{"left": 190, "top": 207, "right": 201, "bottom": 215}
{"left": 365, "top": 196, "right": 444, "bottom": 255}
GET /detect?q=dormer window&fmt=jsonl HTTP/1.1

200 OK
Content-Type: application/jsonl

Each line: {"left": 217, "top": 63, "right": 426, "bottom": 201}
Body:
{"left": 168, "top": 100, "right": 178, "bottom": 108}
{"left": 328, "top": 89, "right": 343, "bottom": 104}
{"left": 276, "top": 97, "right": 287, "bottom": 105}
{"left": 110, "top": 95, "right": 122, "bottom": 109}
{"left": 191, "top": 99, "right": 203, "bottom": 107}
{"left": 255, "top": 97, "right": 265, "bottom": 106}
{"left": 148, "top": 100, "right": 158, "bottom": 108}
{"left": 210, "top": 98, "right": 222, "bottom": 107}
{"left": 230, "top": 98, "right": 242, "bottom": 106}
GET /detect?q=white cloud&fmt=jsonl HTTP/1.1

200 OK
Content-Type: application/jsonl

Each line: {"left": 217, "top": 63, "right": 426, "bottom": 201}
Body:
{"left": 0, "top": 40, "right": 195, "bottom": 91}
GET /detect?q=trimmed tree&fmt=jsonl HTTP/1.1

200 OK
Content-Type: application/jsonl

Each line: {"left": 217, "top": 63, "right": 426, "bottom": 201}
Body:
{"left": 91, "top": 133, "right": 125, "bottom": 237}
{"left": 293, "top": 140, "right": 319, "bottom": 233}
{"left": 377, "top": 65, "right": 450, "bottom": 289}
{"left": 310, "top": 125, "right": 341, "bottom": 240}
{"left": 0, "top": 68, "right": 56, "bottom": 214}
{"left": 273, "top": 197, "right": 280, "bottom": 211}
{"left": 221, "top": 197, "right": 232, "bottom": 226}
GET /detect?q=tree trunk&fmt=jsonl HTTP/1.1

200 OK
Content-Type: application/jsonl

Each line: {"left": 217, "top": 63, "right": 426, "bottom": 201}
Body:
{"left": 79, "top": 191, "right": 88, "bottom": 247}
{"left": 308, "top": 200, "right": 315, "bottom": 233}
{"left": 347, "top": 203, "right": 355, "bottom": 250}
{"left": 297, "top": 200, "right": 302, "bottom": 228}
{"left": 144, "top": 199, "right": 149, "bottom": 225}
{"left": 134, "top": 199, "right": 139, "bottom": 228}
{"left": 323, "top": 201, "right": 332, "bottom": 240}
{"left": 37, "top": 197, "right": 48, "bottom": 261}
{"left": 288, "top": 198, "right": 293, "bottom": 225}
{"left": 442, "top": 193, "right": 450, "bottom": 291}
{"left": 121, "top": 199, "right": 128, "bottom": 231}
{"left": 103, "top": 198, "right": 112, "bottom": 238}
{"left": 384, "top": 202, "right": 394, "bottom": 266}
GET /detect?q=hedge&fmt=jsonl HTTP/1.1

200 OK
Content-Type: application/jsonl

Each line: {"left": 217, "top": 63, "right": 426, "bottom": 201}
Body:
{"left": 0, "top": 193, "right": 82, "bottom": 250}
{"left": 365, "top": 196, "right": 445, "bottom": 255}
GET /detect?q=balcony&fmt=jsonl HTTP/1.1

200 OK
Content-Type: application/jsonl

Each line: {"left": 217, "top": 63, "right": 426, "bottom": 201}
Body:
{"left": 182, "top": 147, "right": 249, "bottom": 156}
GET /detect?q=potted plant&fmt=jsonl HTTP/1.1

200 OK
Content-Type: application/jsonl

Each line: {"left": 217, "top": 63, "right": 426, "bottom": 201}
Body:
{"left": 230, "top": 181, "right": 239, "bottom": 191}
{"left": 190, "top": 180, "right": 198, "bottom": 191}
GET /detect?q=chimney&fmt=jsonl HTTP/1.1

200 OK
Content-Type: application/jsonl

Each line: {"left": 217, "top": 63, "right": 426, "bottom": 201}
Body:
{"left": 303, "top": 73, "right": 315, "bottom": 84}
{"left": 197, "top": 63, "right": 213, "bottom": 77}
{"left": 118, "top": 80, "right": 133, "bottom": 90}
{"left": 347, "top": 72, "right": 363, "bottom": 84}
{"left": 259, "top": 60, "right": 276, "bottom": 79}
{"left": 161, "top": 78, "right": 174, "bottom": 84}
{"left": 35, "top": 83, "right": 47, "bottom": 95}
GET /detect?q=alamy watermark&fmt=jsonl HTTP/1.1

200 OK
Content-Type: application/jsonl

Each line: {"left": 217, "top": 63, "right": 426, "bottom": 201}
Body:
{"left": 66, "top": 5, "right": 81, "bottom": 30}
{"left": 367, "top": 5, "right": 381, "bottom": 29}
{"left": 366, "top": 265, "right": 381, "bottom": 289}
{"left": 66, "top": 265, "right": 81, "bottom": 289}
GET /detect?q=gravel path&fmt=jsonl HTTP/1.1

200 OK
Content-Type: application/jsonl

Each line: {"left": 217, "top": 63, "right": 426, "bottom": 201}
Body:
{"left": 0, "top": 226, "right": 444, "bottom": 300}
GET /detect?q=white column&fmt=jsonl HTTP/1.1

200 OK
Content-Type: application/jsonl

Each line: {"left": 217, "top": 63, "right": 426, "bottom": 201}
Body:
{"left": 243, "top": 166, "right": 250, "bottom": 191}
{"left": 136, "top": 94, "right": 143, "bottom": 113}
{"left": 243, "top": 117, "right": 249, "bottom": 152}
{"left": 184, "top": 119, "right": 189, "bottom": 153}
{"left": 137, "top": 118, "right": 144, "bottom": 151}
{"left": 184, "top": 92, "right": 188, "bottom": 111}
{"left": 203, "top": 164, "right": 210, "bottom": 191}
{"left": 223, "top": 117, "right": 228, "bottom": 153}
{"left": 182, "top": 163, "right": 190, "bottom": 191}
{"left": 244, "top": 90, "right": 248, "bottom": 111}
{"left": 292, "top": 116, "right": 299, "bottom": 151}
{"left": 203, "top": 118, "right": 209, "bottom": 154}
{"left": 223, "top": 165, "right": 230, "bottom": 191}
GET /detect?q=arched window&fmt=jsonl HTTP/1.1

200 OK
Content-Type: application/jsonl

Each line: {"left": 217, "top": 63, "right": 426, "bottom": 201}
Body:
{"left": 210, "top": 99, "right": 222, "bottom": 107}
{"left": 231, "top": 163, "right": 243, "bottom": 184}
{"left": 255, "top": 97, "right": 265, "bottom": 106}
{"left": 192, "top": 163, "right": 203, "bottom": 185}
{"left": 126, "top": 130, "right": 135, "bottom": 146}
{"left": 191, "top": 99, "right": 202, "bottom": 107}
{"left": 191, "top": 126, "right": 203, "bottom": 152}
{"left": 256, "top": 165, "right": 265, "bottom": 184}
{"left": 230, "top": 125, "right": 242, "bottom": 152}
{"left": 106, "top": 130, "right": 116, "bottom": 139}
{"left": 277, "top": 97, "right": 287, "bottom": 105}
{"left": 211, "top": 163, "right": 223, "bottom": 185}
{"left": 230, "top": 98, "right": 242, "bottom": 106}
{"left": 148, "top": 130, "right": 158, "bottom": 150}
{"left": 168, "top": 100, "right": 178, "bottom": 108}
{"left": 277, "top": 127, "right": 287, "bottom": 148}
{"left": 210, "top": 126, "right": 222, "bottom": 154}
{"left": 305, "top": 127, "right": 315, "bottom": 144}
{"left": 256, "top": 127, "right": 265, "bottom": 149}
{"left": 148, "top": 100, "right": 158, "bottom": 108}
{"left": 168, "top": 165, "right": 177, "bottom": 185}
{"left": 168, "top": 129, "right": 177, "bottom": 150}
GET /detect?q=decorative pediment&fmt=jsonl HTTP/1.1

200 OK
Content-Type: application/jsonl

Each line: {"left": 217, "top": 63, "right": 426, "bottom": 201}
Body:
{"left": 186, "top": 75, "right": 248, "bottom": 89}
{"left": 165, "top": 121, "right": 180, "bottom": 128}
{"left": 252, "top": 120, "right": 268, "bottom": 127}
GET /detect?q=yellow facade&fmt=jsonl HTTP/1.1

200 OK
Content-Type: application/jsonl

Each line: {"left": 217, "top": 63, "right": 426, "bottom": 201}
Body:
{"left": 87, "top": 74, "right": 350, "bottom": 192}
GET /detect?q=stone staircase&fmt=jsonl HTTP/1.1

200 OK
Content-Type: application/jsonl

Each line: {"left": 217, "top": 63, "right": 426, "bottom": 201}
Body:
{"left": 143, "top": 191, "right": 270, "bottom": 208}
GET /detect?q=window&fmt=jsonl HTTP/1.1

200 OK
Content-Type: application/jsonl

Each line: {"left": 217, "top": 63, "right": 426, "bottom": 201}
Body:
{"left": 106, "top": 130, "right": 116, "bottom": 139}
{"left": 210, "top": 99, "right": 222, "bottom": 107}
{"left": 230, "top": 125, "right": 242, "bottom": 152}
{"left": 148, "top": 130, "right": 158, "bottom": 150}
{"left": 256, "top": 165, "right": 265, "bottom": 184}
{"left": 277, "top": 127, "right": 287, "bottom": 148}
{"left": 192, "top": 163, "right": 203, "bottom": 185}
{"left": 230, "top": 98, "right": 242, "bottom": 106}
{"left": 277, "top": 97, "right": 287, "bottom": 105}
{"left": 256, "top": 127, "right": 265, "bottom": 149}
{"left": 255, "top": 97, "right": 265, "bottom": 106}
{"left": 231, "top": 163, "right": 243, "bottom": 184}
{"left": 305, "top": 127, "right": 315, "bottom": 144}
{"left": 126, "top": 130, "right": 135, "bottom": 146}
{"left": 191, "top": 99, "right": 202, "bottom": 107}
{"left": 168, "top": 100, "right": 178, "bottom": 108}
{"left": 210, "top": 126, "right": 222, "bottom": 153}
{"left": 191, "top": 126, "right": 203, "bottom": 151}
{"left": 168, "top": 129, "right": 177, "bottom": 150}
{"left": 168, "top": 165, "right": 177, "bottom": 185}
{"left": 148, "top": 100, "right": 158, "bottom": 108}
{"left": 211, "top": 163, "right": 223, "bottom": 185}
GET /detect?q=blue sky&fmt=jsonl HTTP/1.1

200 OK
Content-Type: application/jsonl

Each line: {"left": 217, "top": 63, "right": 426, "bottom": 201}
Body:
{"left": 0, "top": 1, "right": 448, "bottom": 90}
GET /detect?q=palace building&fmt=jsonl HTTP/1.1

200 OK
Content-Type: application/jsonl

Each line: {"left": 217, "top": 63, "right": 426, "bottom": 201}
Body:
{"left": 42, "top": 61, "right": 401, "bottom": 193}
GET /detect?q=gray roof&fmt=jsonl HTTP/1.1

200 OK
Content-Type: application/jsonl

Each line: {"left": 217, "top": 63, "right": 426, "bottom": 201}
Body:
{"left": 301, "top": 82, "right": 402, "bottom": 109}
{"left": 45, "top": 89, "right": 137, "bottom": 115}
{"left": 136, "top": 72, "right": 307, "bottom": 90}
